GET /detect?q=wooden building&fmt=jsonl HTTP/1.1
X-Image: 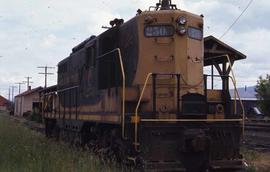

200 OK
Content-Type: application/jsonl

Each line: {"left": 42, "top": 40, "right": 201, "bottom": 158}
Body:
{"left": 14, "top": 87, "right": 43, "bottom": 116}
{"left": 0, "top": 95, "right": 9, "bottom": 111}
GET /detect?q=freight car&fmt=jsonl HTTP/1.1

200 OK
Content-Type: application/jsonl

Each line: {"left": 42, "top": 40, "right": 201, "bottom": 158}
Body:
{"left": 42, "top": 0, "right": 247, "bottom": 171}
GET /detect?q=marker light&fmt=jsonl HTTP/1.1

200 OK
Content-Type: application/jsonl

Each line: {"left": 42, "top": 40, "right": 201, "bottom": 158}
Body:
{"left": 178, "top": 16, "right": 186, "bottom": 25}
{"left": 178, "top": 26, "right": 186, "bottom": 35}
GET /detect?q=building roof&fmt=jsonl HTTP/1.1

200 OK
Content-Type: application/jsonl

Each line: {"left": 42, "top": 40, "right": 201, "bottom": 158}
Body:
{"left": 15, "top": 86, "right": 43, "bottom": 98}
{"left": 230, "top": 86, "right": 258, "bottom": 101}
{"left": 0, "top": 95, "right": 8, "bottom": 106}
{"left": 204, "top": 35, "right": 247, "bottom": 66}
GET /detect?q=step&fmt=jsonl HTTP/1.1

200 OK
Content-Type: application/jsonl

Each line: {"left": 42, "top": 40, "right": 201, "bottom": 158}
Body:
{"left": 144, "top": 161, "right": 186, "bottom": 172}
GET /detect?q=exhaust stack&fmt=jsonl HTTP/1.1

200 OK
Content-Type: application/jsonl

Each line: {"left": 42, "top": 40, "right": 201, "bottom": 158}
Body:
{"left": 160, "top": 0, "right": 170, "bottom": 10}
{"left": 157, "top": 0, "right": 177, "bottom": 10}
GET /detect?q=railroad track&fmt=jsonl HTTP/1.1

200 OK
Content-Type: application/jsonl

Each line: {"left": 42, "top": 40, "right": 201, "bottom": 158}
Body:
{"left": 244, "top": 119, "right": 270, "bottom": 152}
{"left": 9, "top": 115, "right": 45, "bottom": 134}
{"left": 8, "top": 115, "right": 270, "bottom": 155}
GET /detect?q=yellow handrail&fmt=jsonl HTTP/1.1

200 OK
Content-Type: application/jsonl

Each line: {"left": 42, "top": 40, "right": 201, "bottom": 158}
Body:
{"left": 134, "top": 73, "right": 153, "bottom": 150}
{"left": 117, "top": 49, "right": 126, "bottom": 139}
{"left": 98, "top": 48, "right": 126, "bottom": 139}
{"left": 225, "top": 54, "right": 245, "bottom": 137}
{"left": 134, "top": 69, "right": 245, "bottom": 151}
{"left": 141, "top": 119, "right": 243, "bottom": 122}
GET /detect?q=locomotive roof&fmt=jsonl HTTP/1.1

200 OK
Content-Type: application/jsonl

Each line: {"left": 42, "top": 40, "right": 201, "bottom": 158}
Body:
{"left": 204, "top": 35, "right": 246, "bottom": 66}
{"left": 39, "top": 85, "right": 57, "bottom": 94}
{"left": 58, "top": 18, "right": 135, "bottom": 67}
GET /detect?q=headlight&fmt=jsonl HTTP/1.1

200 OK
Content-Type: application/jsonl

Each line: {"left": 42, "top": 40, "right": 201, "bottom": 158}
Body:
{"left": 178, "top": 26, "right": 186, "bottom": 35}
{"left": 178, "top": 16, "right": 186, "bottom": 25}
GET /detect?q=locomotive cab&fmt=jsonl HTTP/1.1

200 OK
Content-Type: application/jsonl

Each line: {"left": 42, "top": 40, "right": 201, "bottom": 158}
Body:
{"left": 133, "top": 2, "right": 205, "bottom": 119}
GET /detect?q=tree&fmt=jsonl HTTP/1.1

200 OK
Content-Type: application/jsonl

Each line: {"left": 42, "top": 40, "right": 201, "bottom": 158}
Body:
{"left": 255, "top": 74, "right": 270, "bottom": 116}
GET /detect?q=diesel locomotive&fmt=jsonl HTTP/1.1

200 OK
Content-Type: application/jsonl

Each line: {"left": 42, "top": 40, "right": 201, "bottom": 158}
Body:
{"left": 42, "top": 0, "right": 246, "bottom": 171}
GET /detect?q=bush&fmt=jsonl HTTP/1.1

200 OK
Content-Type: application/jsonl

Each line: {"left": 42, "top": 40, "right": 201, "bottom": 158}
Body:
{"left": 29, "top": 112, "right": 42, "bottom": 123}
{"left": 255, "top": 74, "right": 270, "bottom": 116}
{"left": 23, "top": 111, "right": 32, "bottom": 118}
{"left": 23, "top": 111, "right": 42, "bottom": 123}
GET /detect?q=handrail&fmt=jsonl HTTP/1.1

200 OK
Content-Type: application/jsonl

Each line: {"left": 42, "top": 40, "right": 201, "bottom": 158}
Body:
{"left": 205, "top": 74, "right": 237, "bottom": 114}
{"left": 98, "top": 48, "right": 126, "bottom": 139}
{"left": 205, "top": 74, "right": 245, "bottom": 116}
{"left": 225, "top": 54, "right": 245, "bottom": 137}
{"left": 134, "top": 73, "right": 153, "bottom": 150}
{"left": 134, "top": 70, "right": 245, "bottom": 150}
{"left": 141, "top": 119, "right": 242, "bottom": 122}
{"left": 205, "top": 54, "right": 246, "bottom": 136}
{"left": 57, "top": 86, "right": 79, "bottom": 93}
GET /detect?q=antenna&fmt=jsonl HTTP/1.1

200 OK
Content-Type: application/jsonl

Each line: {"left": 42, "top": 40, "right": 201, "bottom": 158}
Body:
{"left": 102, "top": 26, "right": 111, "bottom": 29}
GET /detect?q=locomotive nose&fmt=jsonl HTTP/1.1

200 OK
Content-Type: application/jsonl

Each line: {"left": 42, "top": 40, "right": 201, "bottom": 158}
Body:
{"left": 180, "top": 129, "right": 210, "bottom": 171}
{"left": 191, "top": 134, "right": 209, "bottom": 152}
{"left": 183, "top": 129, "right": 209, "bottom": 152}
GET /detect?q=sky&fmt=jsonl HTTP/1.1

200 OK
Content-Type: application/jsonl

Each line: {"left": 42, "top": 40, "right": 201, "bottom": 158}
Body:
{"left": 0, "top": 0, "right": 269, "bottom": 99}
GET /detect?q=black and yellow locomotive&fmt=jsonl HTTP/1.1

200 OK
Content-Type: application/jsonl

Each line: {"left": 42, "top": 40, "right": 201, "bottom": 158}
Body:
{"left": 42, "top": 1, "right": 246, "bottom": 171}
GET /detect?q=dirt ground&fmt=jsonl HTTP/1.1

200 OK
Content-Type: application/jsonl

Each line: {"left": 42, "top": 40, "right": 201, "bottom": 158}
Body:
{"left": 242, "top": 148, "right": 270, "bottom": 172}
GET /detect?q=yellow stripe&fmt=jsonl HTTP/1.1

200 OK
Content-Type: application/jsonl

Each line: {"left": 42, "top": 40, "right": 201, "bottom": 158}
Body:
{"left": 43, "top": 113, "right": 120, "bottom": 123}
{"left": 78, "top": 114, "right": 120, "bottom": 123}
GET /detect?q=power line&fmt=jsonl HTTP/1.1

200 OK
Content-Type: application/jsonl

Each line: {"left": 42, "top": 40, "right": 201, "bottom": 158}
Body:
{"left": 219, "top": 0, "right": 254, "bottom": 39}
{"left": 38, "top": 66, "right": 55, "bottom": 88}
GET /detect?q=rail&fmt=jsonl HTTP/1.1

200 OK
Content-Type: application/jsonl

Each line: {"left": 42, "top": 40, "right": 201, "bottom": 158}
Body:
{"left": 57, "top": 86, "right": 79, "bottom": 93}
{"left": 225, "top": 54, "right": 245, "bottom": 136}
{"left": 56, "top": 86, "right": 79, "bottom": 120}
{"left": 141, "top": 119, "right": 243, "bottom": 122}
{"left": 134, "top": 71, "right": 245, "bottom": 150}
{"left": 204, "top": 74, "right": 242, "bottom": 115}
{"left": 98, "top": 48, "right": 126, "bottom": 139}
{"left": 134, "top": 73, "right": 153, "bottom": 150}
{"left": 205, "top": 53, "right": 245, "bottom": 136}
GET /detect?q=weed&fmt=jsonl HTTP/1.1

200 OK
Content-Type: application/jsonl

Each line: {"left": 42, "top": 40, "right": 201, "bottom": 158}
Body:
{"left": 0, "top": 112, "right": 126, "bottom": 172}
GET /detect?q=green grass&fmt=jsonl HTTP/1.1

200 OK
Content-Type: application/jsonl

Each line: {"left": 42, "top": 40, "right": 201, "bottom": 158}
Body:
{"left": 0, "top": 112, "right": 123, "bottom": 172}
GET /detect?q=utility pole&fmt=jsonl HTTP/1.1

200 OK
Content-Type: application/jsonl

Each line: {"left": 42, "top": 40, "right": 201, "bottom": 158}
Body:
{"left": 10, "top": 86, "right": 17, "bottom": 103}
{"left": 15, "top": 82, "right": 25, "bottom": 116}
{"left": 24, "top": 76, "right": 33, "bottom": 90}
{"left": 8, "top": 87, "right": 10, "bottom": 101}
{"left": 38, "top": 66, "right": 55, "bottom": 88}
{"left": 15, "top": 82, "right": 25, "bottom": 94}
